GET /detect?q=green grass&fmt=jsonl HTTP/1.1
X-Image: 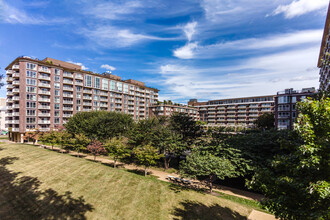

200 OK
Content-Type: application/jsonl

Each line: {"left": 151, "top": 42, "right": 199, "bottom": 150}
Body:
{"left": 0, "top": 136, "right": 8, "bottom": 140}
{"left": 0, "top": 143, "right": 253, "bottom": 220}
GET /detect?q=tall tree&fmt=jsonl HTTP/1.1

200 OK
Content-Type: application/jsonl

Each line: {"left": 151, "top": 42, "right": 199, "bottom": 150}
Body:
{"left": 56, "top": 130, "right": 71, "bottom": 153}
{"left": 23, "top": 130, "right": 40, "bottom": 145}
{"left": 105, "top": 137, "right": 130, "bottom": 168}
{"left": 69, "top": 134, "right": 90, "bottom": 157}
{"left": 254, "top": 112, "right": 275, "bottom": 130}
{"left": 249, "top": 98, "right": 330, "bottom": 220}
{"left": 180, "top": 150, "right": 237, "bottom": 192}
{"left": 87, "top": 140, "right": 106, "bottom": 161}
{"left": 134, "top": 145, "right": 163, "bottom": 176}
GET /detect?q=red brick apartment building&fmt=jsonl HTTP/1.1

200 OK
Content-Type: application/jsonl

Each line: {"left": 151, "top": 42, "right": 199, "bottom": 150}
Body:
{"left": 149, "top": 103, "right": 199, "bottom": 120}
{"left": 188, "top": 95, "right": 274, "bottom": 127}
{"left": 6, "top": 57, "right": 159, "bottom": 142}
{"left": 318, "top": 3, "right": 330, "bottom": 91}
{"left": 274, "top": 88, "right": 316, "bottom": 130}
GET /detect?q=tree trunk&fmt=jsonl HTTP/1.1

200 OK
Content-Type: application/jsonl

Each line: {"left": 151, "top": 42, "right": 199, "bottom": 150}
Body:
{"left": 114, "top": 158, "right": 117, "bottom": 168}
{"left": 144, "top": 167, "right": 147, "bottom": 176}
{"left": 94, "top": 155, "right": 96, "bottom": 161}
{"left": 51, "top": 145, "right": 54, "bottom": 150}
{"left": 164, "top": 157, "right": 168, "bottom": 170}
{"left": 77, "top": 148, "right": 80, "bottom": 158}
{"left": 209, "top": 175, "right": 214, "bottom": 193}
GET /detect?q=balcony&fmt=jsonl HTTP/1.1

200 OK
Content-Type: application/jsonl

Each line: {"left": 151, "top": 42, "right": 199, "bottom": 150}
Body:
{"left": 12, "top": 112, "right": 20, "bottom": 116}
{"left": 83, "top": 90, "right": 92, "bottom": 94}
{"left": 12, "top": 72, "right": 20, "bottom": 78}
{"left": 6, "top": 70, "right": 13, "bottom": 75}
{"left": 39, "top": 113, "right": 50, "bottom": 117}
{"left": 12, "top": 65, "right": 20, "bottom": 70}
{"left": 7, "top": 84, "right": 13, "bottom": 89}
{"left": 40, "top": 128, "right": 50, "bottom": 132}
{"left": 39, "top": 90, "right": 50, "bottom": 95}
{"left": 83, "top": 96, "right": 92, "bottom": 100}
{"left": 38, "top": 105, "right": 50, "bottom": 109}
{"left": 63, "top": 93, "right": 73, "bottom": 98}
{"left": 83, "top": 102, "right": 92, "bottom": 106}
{"left": 13, "top": 104, "right": 20, "bottom": 109}
{"left": 7, "top": 106, "right": 13, "bottom": 110}
{"left": 38, "top": 120, "right": 50, "bottom": 124}
{"left": 63, "top": 80, "right": 73, "bottom": 85}
{"left": 12, "top": 96, "right": 20, "bottom": 101}
{"left": 63, "top": 100, "right": 73, "bottom": 104}
{"left": 12, "top": 88, "right": 20, "bottom": 93}
{"left": 39, "top": 83, "right": 51, "bottom": 88}
{"left": 63, "top": 87, "right": 73, "bottom": 91}
{"left": 63, "top": 114, "right": 73, "bottom": 118}
{"left": 7, "top": 77, "right": 13, "bottom": 82}
{"left": 7, "top": 92, "right": 13, "bottom": 96}
{"left": 75, "top": 75, "right": 83, "bottom": 79}
{"left": 75, "top": 82, "right": 83, "bottom": 86}
{"left": 39, "top": 68, "right": 51, "bottom": 73}
{"left": 63, "top": 107, "right": 73, "bottom": 111}
{"left": 12, "top": 120, "right": 20, "bottom": 124}
{"left": 12, "top": 128, "right": 20, "bottom": 132}
{"left": 39, "top": 98, "right": 50, "bottom": 102}
{"left": 13, "top": 81, "right": 20, "bottom": 85}
{"left": 39, "top": 75, "right": 51, "bottom": 81}
{"left": 63, "top": 73, "right": 73, "bottom": 78}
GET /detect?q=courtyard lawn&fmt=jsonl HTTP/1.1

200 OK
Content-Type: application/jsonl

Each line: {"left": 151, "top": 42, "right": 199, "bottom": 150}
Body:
{"left": 0, "top": 142, "right": 252, "bottom": 220}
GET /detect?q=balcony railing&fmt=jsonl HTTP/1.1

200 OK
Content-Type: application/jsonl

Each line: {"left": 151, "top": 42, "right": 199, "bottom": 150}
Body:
{"left": 12, "top": 73, "right": 20, "bottom": 78}
{"left": 63, "top": 107, "right": 73, "bottom": 111}
{"left": 38, "top": 105, "right": 51, "bottom": 109}
{"left": 13, "top": 81, "right": 20, "bottom": 85}
{"left": 39, "top": 113, "right": 50, "bottom": 117}
{"left": 63, "top": 87, "right": 73, "bottom": 91}
{"left": 63, "top": 93, "right": 73, "bottom": 98}
{"left": 63, "top": 73, "right": 73, "bottom": 78}
{"left": 39, "top": 98, "right": 50, "bottom": 102}
{"left": 12, "top": 128, "right": 20, "bottom": 132}
{"left": 39, "top": 83, "right": 51, "bottom": 88}
{"left": 63, "top": 80, "right": 73, "bottom": 85}
{"left": 12, "top": 65, "right": 20, "bottom": 69}
{"left": 13, "top": 104, "right": 20, "bottom": 108}
{"left": 13, "top": 96, "right": 20, "bottom": 101}
{"left": 39, "top": 68, "right": 51, "bottom": 73}
{"left": 39, "top": 90, "right": 50, "bottom": 95}
{"left": 38, "top": 120, "right": 50, "bottom": 124}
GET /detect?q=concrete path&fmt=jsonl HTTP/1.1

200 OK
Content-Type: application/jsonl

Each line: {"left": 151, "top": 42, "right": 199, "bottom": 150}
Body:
{"left": 248, "top": 210, "right": 277, "bottom": 220}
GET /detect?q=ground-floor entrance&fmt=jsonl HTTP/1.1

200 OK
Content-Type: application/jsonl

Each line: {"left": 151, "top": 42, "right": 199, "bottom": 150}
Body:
{"left": 8, "top": 132, "right": 24, "bottom": 143}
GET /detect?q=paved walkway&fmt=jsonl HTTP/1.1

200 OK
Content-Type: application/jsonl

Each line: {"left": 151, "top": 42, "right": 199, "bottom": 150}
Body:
{"left": 248, "top": 210, "right": 276, "bottom": 220}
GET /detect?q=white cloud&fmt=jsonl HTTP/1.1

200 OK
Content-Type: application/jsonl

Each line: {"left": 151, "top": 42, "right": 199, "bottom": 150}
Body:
{"left": 272, "top": 0, "right": 328, "bottom": 18}
{"left": 82, "top": 25, "right": 175, "bottom": 48}
{"left": 101, "top": 64, "right": 116, "bottom": 71}
{"left": 182, "top": 29, "right": 323, "bottom": 59}
{"left": 158, "top": 45, "right": 320, "bottom": 102}
{"left": 183, "top": 21, "right": 197, "bottom": 41}
{"left": 66, "top": 61, "right": 89, "bottom": 70}
{"left": 173, "top": 42, "right": 198, "bottom": 59}
{"left": 0, "top": 0, "right": 68, "bottom": 24}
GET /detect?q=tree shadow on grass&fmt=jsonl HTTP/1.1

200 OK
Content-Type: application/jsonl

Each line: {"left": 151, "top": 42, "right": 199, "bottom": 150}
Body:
{"left": 0, "top": 156, "right": 93, "bottom": 220}
{"left": 172, "top": 200, "right": 247, "bottom": 220}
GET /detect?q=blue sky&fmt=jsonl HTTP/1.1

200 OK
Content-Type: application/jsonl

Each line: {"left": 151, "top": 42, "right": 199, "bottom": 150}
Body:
{"left": 0, "top": 0, "right": 328, "bottom": 103}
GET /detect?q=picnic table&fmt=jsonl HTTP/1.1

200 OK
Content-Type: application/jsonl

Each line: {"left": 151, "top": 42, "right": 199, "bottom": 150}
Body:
{"left": 167, "top": 175, "right": 192, "bottom": 185}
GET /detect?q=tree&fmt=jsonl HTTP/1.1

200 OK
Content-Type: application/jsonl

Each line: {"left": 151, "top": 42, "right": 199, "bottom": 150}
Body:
{"left": 249, "top": 98, "right": 330, "bottom": 219}
{"left": 170, "top": 113, "right": 201, "bottom": 146}
{"left": 254, "top": 112, "right": 275, "bottom": 130}
{"left": 55, "top": 130, "right": 71, "bottom": 153}
{"left": 87, "top": 140, "right": 106, "bottom": 161}
{"left": 180, "top": 150, "right": 237, "bottom": 192}
{"left": 65, "top": 111, "right": 133, "bottom": 141}
{"left": 39, "top": 131, "right": 58, "bottom": 150}
{"left": 23, "top": 130, "right": 40, "bottom": 145}
{"left": 105, "top": 137, "right": 130, "bottom": 168}
{"left": 69, "top": 134, "right": 90, "bottom": 157}
{"left": 134, "top": 145, "right": 163, "bottom": 176}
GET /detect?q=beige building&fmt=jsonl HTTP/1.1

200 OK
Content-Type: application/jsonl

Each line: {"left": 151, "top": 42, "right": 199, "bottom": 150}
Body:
{"left": 6, "top": 57, "right": 159, "bottom": 142}
{"left": 149, "top": 103, "right": 199, "bottom": 120}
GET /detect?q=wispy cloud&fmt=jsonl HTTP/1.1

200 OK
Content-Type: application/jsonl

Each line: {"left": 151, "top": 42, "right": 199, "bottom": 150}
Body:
{"left": 81, "top": 25, "right": 177, "bottom": 48}
{"left": 101, "top": 64, "right": 116, "bottom": 71}
{"left": 272, "top": 0, "right": 328, "bottom": 19}
{"left": 174, "top": 29, "right": 323, "bottom": 59}
{"left": 158, "top": 45, "right": 320, "bottom": 102}
{"left": 0, "top": 0, "right": 68, "bottom": 24}
{"left": 183, "top": 21, "right": 197, "bottom": 41}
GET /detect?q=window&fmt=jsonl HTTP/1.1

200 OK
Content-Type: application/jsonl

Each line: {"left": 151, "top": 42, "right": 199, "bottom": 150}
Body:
{"left": 55, "top": 76, "right": 60, "bottom": 82}
{"left": 94, "top": 77, "right": 100, "bottom": 89}
{"left": 117, "top": 82, "right": 122, "bottom": 92}
{"left": 26, "top": 94, "right": 36, "bottom": 101}
{"left": 54, "top": 118, "right": 60, "bottom": 124}
{"left": 77, "top": 99, "right": 81, "bottom": 105}
{"left": 85, "top": 75, "right": 92, "bottom": 87}
{"left": 124, "top": 84, "right": 128, "bottom": 93}
{"left": 54, "top": 111, "right": 60, "bottom": 116}
{"left": 76, "top": 73, "right": 83, "bottom": 78}
{"left": 76, "top": 106, "right": 81, "bottom": 111}
{"left": 27, "top": 110, "right": 36, "bottom": 116}
{"left": 55, "top": 69, "right": 60, "bottom": 75}
{"left": 278, "top": 96, "right": 290, "bottom": 104}
{"left": 26, "top": 71, "right": 36, "bottom": 78}
{"left": 55, "top": 90, "right": 60, "bottom": 96}
{"left": 102, "top": 79, "right": 108, "bottom": 90}
{"left": 94, "top": 95, "right": 99, "bottom": 101}
{"left": 292, "top": 97, "right": 297, "bottom": 103}
{"left": 26, "top": 125, "right": 36, "bottom": 129}
{"left": 26, "top": 86, "right": 36, "bottom": 93}
{"left": 110, "top": 81, "right": 116, "bottom": 91}
{"left": 26, "top": 102, "right": 36, "bottom": 108}
{"left": 26, "top": 78, "right": 36, "bottom": 86}
{"left": 76, "top": 86, "right": 82, "bottom": 92}
{"left": 26, "top": 117, "right": 36, "bottom": 123}
{"left": 26, "top": 63, "right": 36, "bottom": 70}
{"left": 94, "top": 89, "right": 100, "bottom": 95}
{"left": 55, "top": 83, "right": 60, "bottom": 89}
{"left": 77, "top": 93, "right": 81, "bottom": 98}
{"left": 55, "top": 97, "right": 60, "bottom": 103}
{"left": 55, "top": 104, "right": 60, "bottom": 110}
